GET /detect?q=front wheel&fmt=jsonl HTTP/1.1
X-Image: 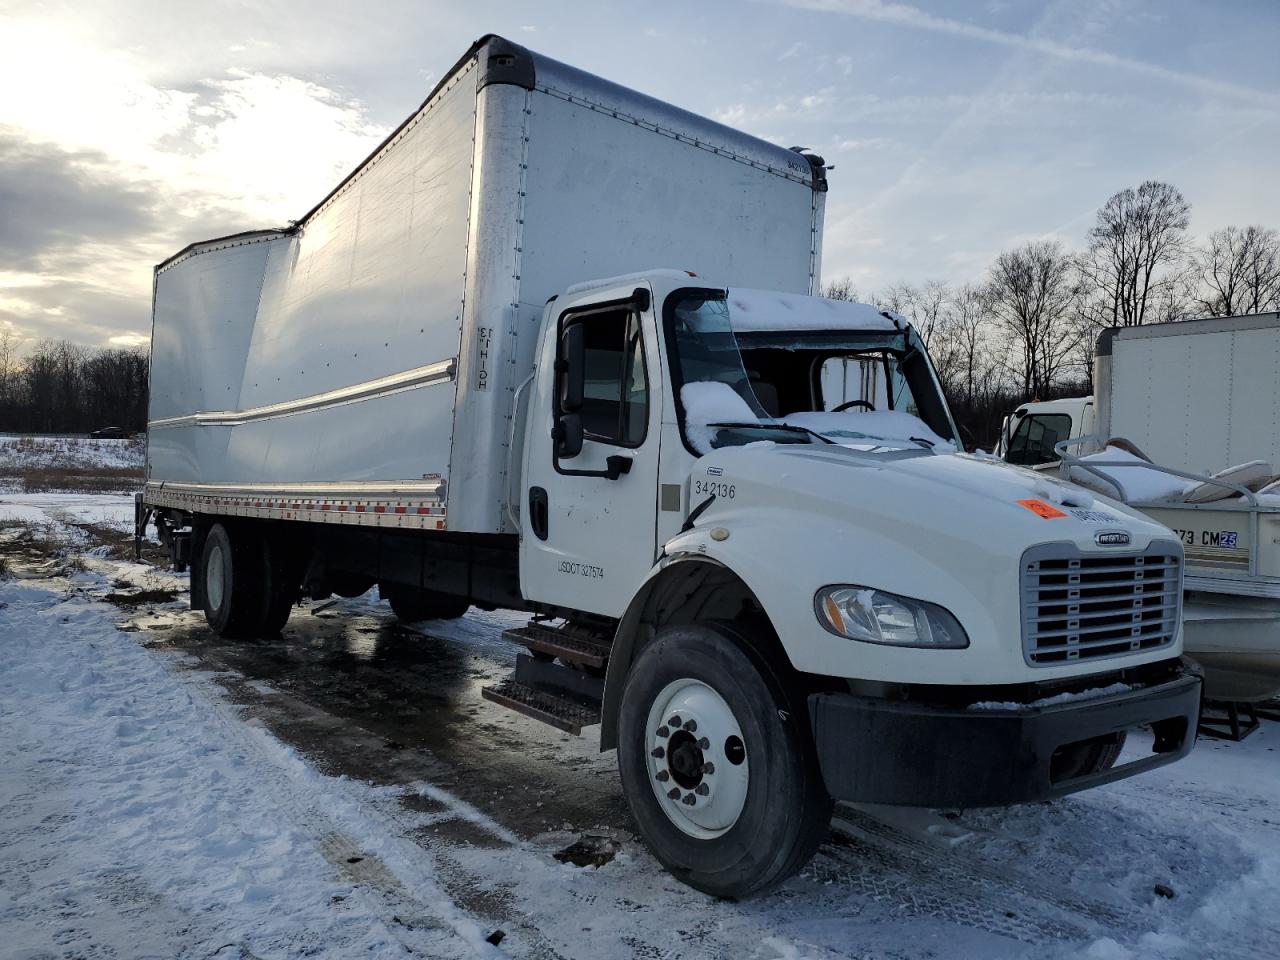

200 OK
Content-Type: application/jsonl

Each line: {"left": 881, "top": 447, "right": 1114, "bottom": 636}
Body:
{"left": 617, "top": 623, "right": 832, "bottom": 898}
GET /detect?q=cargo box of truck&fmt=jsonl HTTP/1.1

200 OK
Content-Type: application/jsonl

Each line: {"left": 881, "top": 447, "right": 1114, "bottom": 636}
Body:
{"left": 145, "top": 35, "right": 827, "bottom": 534}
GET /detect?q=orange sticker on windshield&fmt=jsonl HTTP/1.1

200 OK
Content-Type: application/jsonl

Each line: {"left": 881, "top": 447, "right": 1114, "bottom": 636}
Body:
{"left": 1018, "top": 498, "right": 1067, "bottom": 519}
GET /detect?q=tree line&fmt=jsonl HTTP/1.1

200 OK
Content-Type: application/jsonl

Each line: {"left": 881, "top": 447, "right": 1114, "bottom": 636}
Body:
{"left": 826, "top": 180, "right": 1280, "bottom": 450}
{"left": 0, "top": 331, "right": 149, "bottom": 434}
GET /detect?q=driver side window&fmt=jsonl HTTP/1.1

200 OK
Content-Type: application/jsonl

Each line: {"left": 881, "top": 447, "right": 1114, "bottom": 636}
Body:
{"left": 574, "top": 309, "right": 649, "bottom": 447}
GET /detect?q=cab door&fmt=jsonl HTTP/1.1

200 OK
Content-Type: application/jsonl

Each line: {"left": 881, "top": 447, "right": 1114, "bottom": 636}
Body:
{"left": 520, "top": 284, "right": 662, "bottom": 617}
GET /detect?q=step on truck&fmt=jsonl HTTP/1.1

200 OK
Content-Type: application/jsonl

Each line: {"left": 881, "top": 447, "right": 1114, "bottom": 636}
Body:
{"left": 140, "top": 35, "right": 1201, "bottom": 897}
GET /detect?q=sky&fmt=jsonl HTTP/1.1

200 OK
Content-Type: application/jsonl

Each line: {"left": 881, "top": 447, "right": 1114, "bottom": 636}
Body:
{"left": 1, "top": 0, "right": 1277, "bottom": 350}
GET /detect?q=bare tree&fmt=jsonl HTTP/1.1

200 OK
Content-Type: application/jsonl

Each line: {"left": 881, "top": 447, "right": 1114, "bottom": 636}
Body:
{"left": 0, "top": 326, "right": 15, "bottom": 422}
{"left": 1195, "top": 225, "right": 1280, "bottom": 317}
{"left": 1082, "top": 180, "right": 1191, "bottom": 327}
{"left": 878, "top": 280, "right": 948, "bottom": 351}
{"left": 2, "top": 339, "right": 149, "bottom": 433}
{"left": 986, "top": 240, "right": 1080, "bottom": 397}
{"left": 823, "top": 277, "right": 859, "bottom": 302}
{"left": 936, "top": 283, "right": 995, "bottom": 406}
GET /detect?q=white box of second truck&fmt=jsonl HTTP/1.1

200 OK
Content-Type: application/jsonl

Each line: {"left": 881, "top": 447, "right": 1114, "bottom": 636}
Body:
{"left": 147, "top": 35, "right": 826, "bottom": 533}
{"left": 1096, "top": 313, "right": 1280, "bottom": 474}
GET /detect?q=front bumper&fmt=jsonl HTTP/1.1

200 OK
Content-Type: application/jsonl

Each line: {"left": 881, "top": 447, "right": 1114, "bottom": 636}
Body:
{"left": 808, "top": 661, "right": 1201, "bottom": 807}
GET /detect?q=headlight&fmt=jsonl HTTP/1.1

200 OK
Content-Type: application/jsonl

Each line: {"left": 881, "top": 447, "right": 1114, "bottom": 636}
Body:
{"left": 814, "top": 585, "right": 969, "bottom": 649}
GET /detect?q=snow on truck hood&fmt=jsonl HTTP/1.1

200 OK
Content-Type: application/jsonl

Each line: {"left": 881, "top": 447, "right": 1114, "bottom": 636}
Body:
{"left": 782, "top": 410, "right": 956, "bottom": 453}
{"left": 679, "top": 383, "right": 954, "bottom": 456}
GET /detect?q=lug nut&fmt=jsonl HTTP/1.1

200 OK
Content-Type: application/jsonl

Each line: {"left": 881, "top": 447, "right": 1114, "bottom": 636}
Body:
{"left": 681, "top": 793, "right": 697, "bottom": 806}
{"left": 702, "top": 762, "right": 715, "bottom": 775}
{"left": 683, "top": 719, "right": 697, "bottom": 732}
{"left": 698, "top": 737, "right": 710, "bottom": 750}
{"left": 651, "top": 746, "right": 665, "bottom": 758}
{"left": 656, "top": 770, "right": 669, "bottom": 782}
{"left": 668, "top": 788, "right": 681, "bottom": 800}
{"left": 656, "top": 726, "right": 669, "bottom": 739}
{"left": 668, "top": 715, "right": 682, "bottom": 728}
{"left": 695, "top": 783, "right": 709, "bottom": 796}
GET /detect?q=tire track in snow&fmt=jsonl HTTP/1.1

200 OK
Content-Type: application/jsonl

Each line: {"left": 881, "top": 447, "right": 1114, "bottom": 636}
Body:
{"left": 183, "top": 662, "right": 578, "bottom": 960}
{"left": 163, "top": 664, "right": 495, "bottom": 958}
{"left": 838, "top": 808, "right": 1134, "bottom": 930}
{"left": 812, "top": 809, "right": 1135, "bottom": 947}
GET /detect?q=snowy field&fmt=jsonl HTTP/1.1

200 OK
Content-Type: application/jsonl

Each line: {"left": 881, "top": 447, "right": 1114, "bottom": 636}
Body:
{"left": 3, "top": 490, "right": 1280, "bottom": 959}
{"left": 0, "top": 434, "right": 144, "bottom": 472}
{"left": 0, "top": 435, "right": 144, "bottom": 495}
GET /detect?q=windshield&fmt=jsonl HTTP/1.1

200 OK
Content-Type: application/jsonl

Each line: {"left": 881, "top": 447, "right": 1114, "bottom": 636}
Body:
{"left": 667, "top": 293, "right": 824, "bottom": 451}
{"left": 665, "top": 289, "right": 958, "bottom": 455}
{"left": 1005, "top": 413, "right": 1072, "bottom": 466}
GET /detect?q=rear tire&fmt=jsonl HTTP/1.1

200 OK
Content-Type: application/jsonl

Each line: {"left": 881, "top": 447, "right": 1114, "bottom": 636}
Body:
{"left": 381, "top": 583, "right": 470, "bottom": 622}
{"left": 260, "top": 534, "right": 302, "bottom": 635}
{"left": 201, "top": 523, "right": 266, "bottom": 638}
{"left": 617, "top": 623, "right": 832, "bottom": 898}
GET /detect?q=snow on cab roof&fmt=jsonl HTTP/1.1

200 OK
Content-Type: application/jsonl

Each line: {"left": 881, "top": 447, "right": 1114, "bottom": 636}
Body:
{"left": 727, "top": 288, "right": 902, "bottom": 333}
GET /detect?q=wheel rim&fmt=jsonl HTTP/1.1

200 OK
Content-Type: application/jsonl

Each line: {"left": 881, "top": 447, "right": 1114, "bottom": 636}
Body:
{"left": 205, "top": 542, "right": 226, "bottom": 612}
{"left": 644, "top": 678, "right": 749, "bottom": 839}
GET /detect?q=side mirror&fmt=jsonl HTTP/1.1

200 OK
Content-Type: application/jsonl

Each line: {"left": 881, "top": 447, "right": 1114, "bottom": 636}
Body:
{"left": 554, "top": 412, "right": 583, "bottom": 459}
{"left": 559, "top": 323, "right": 585, "bottom": 412}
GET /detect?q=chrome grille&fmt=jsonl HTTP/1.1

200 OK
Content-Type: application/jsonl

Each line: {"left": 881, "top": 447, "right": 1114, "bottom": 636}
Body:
{"left": 1021, "top": 542, "right": 1182, "bottom": 666}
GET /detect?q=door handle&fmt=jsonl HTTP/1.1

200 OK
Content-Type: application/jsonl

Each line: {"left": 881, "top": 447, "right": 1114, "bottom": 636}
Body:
{"left": 528, "top": 486, "right": 549, "bottom": 541}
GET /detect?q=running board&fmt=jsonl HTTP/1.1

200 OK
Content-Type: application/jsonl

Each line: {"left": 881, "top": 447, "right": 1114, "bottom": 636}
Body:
{"left": 481, "top": 679, "right": 601, "bottom": 736}
{"left": 502, "top": 623, "right": 610, "bottom": 669}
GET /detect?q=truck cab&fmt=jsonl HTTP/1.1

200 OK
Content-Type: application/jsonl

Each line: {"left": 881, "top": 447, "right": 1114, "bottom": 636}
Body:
{"left": 501, "top": 271, "right": 1199, "bottom": 895}
{"left": 999, "top": 397, "right": 1094, "bottom": 467}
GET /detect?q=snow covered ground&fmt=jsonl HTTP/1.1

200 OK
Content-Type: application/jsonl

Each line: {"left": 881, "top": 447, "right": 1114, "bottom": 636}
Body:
{"left": 0, "top": 434, "right": 144, "bottom": 472}
{"left": 3, "top": 491, "right": 1280, "bottom": 959}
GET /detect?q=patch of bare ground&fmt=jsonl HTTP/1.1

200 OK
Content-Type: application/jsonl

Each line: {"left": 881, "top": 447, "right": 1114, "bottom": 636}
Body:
{"left": 59, "top": 515, "right": 168, "bottom": 565}
{"left": 0, "top": 517, "right": 87, "bottom": 578}
{"left": 7, "top": 466, "right": 143, "bottom": 494}
{"left": 103, "top": 587, "right": 179, "bottom": 606}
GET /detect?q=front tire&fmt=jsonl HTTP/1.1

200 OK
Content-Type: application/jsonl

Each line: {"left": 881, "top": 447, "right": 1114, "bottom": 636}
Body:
{"left": 1052, "top": 731, "right": 1127, "bottom": 782}
{"left": 617, "top": 623, "right": 832, "bottom": 898}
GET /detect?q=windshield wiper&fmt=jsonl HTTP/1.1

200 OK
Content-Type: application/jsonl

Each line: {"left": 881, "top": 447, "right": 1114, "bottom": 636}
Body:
{"left": 908, "top": 435, "right": 935, "bottom": 450}
{"left": 708, "top": 422, "right": 835, "bottom": 445}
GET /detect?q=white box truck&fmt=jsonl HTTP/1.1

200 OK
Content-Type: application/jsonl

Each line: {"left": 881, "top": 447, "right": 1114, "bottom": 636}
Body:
{"left": 1000, "top": 315, "right": 1280, "bottom": 707}
{"left": 140, "top": 35, "right": 1200, "bottom": 897}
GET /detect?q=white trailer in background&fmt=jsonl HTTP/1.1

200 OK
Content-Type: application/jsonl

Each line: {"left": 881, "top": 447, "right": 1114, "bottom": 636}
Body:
{"left": 1001, "top": 314, "right": 1280, "bottom": 712}
{"left": 141, "top": 35, "right": 1200, "bottom": 896}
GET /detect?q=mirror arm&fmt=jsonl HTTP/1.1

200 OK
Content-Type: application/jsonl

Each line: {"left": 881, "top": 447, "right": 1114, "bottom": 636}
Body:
{"left": 555, "top": 453, "right": 633, "bottom": 481}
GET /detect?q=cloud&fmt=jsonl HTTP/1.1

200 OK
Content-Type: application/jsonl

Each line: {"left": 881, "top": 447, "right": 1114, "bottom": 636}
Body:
{"left": 0, "top": 132, "right": 159, "bottom": 271}
{"left": 772, "top": 0, "right": 1280, "bottom": 108}
{"left": 109, "top": 332, "right": 151, "bottom": 348}
{"left": 0, "top": 12, "right": 389, "bottom": 348}
{"left": 716, "top": 88, "right": 1140, "bottom": 133}
{"left": 833, "top": 137, "right": 896, "bottom": 152}
{"left": 181, "top": 70, "right": 386, "bottom": 222}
